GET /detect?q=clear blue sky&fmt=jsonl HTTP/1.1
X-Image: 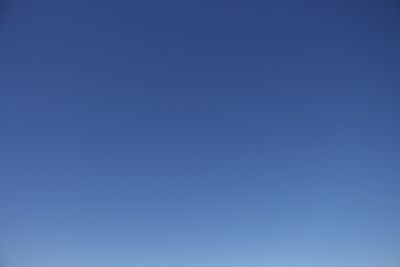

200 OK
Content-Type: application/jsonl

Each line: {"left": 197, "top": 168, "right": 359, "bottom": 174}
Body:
{"left": 1, "top": 0, "right": 400, "bottom": 266}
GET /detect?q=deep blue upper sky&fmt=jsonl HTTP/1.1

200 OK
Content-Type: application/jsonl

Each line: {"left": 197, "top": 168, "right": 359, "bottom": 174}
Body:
{"left": 1, "top": 0, "right": 400, "bottom": 266}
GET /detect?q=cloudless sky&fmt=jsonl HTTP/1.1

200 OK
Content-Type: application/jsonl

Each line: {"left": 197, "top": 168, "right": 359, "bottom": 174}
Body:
{"left": 1, "top": 0, "right": 400, "bottom": 266}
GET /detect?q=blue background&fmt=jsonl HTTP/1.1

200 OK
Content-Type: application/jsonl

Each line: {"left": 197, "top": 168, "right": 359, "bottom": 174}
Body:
{"left": 1, "top": 0, "right": 400, "bottom": 266}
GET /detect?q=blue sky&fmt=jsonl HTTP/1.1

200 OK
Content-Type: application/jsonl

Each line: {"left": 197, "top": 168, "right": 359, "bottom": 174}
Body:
{"left": 1, "top": 0, "right": 400, "bottom": 266}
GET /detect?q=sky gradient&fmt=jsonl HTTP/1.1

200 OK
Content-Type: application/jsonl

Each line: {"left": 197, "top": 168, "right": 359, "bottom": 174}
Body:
{"left": 1, "top": 0, "right": 400, "bottom": 266}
